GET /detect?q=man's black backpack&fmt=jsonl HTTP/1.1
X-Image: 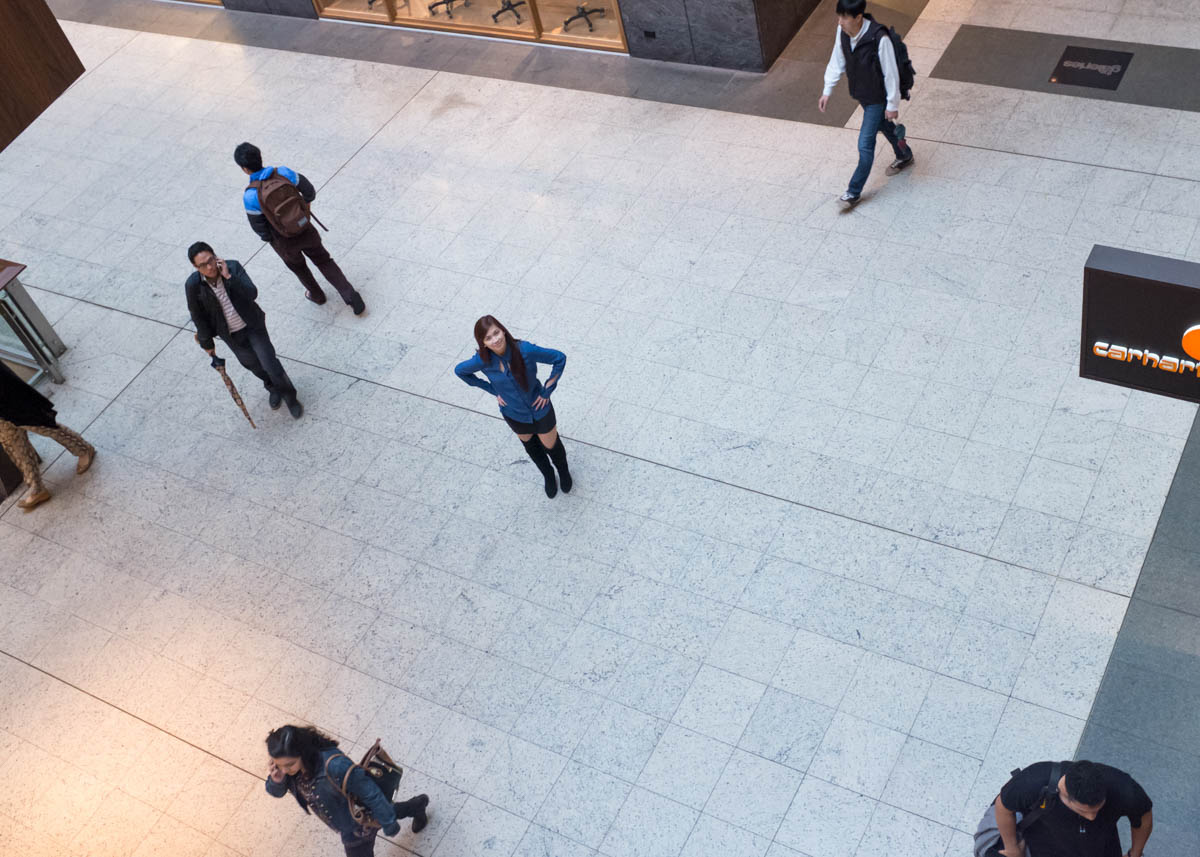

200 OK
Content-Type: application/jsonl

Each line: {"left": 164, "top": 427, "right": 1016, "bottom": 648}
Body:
{"left": 883, "top": 23, "right": 916, "bottom": 100}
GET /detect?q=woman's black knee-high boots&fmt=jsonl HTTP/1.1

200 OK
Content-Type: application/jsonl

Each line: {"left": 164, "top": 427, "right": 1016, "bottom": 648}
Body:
{"left": 547, "top": 437, "right": 572, "bottom": 493}
{"left": 522, "top": 438, "right": 558, "bottom": 498}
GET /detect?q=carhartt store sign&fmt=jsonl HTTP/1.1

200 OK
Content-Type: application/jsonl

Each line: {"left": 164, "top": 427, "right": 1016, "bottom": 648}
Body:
{"left": 1081, "top": 245, "right": 1200, "bottom": 404}
{"left": 1050, "top": 45, "right": 1133, "bottom": 90}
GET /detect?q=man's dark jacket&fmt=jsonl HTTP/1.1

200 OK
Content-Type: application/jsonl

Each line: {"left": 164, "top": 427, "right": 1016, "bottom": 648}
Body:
{"left": 185, "top": 260, "right": 267, "bottom": 351}
{"left": 0, "top": 362, "right": 57, "bottom": 428}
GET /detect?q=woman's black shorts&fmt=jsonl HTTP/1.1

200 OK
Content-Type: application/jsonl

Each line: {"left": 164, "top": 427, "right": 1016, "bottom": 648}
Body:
{"left": 504, "top": 405, "right": 556, "bottom": 435}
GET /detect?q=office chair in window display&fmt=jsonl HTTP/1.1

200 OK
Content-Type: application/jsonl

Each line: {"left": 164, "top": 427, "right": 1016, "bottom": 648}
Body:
{"left": 492, "top": 0, "right": 527, "bottom": 21}
{"left": 563, "top": 1, "right": 605, "bottom": 30}
{"left": 429, "top": 0, "right": 468, "bottom": 17}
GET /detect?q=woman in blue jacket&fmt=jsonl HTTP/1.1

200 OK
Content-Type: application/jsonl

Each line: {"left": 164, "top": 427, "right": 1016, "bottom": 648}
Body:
{"left": 265, "top": 725, "right": 429, "bottom": 856}
{"left": 454, "top": 315, "right": 570, "bottom": 497}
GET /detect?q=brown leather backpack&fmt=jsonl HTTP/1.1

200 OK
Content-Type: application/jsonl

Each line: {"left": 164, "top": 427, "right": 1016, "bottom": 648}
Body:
{"left": 250, "top": 170, "right": 324, "bottom": 238}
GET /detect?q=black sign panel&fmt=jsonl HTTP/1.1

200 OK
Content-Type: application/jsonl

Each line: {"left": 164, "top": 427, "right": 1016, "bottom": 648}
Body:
{"left": 1050, "top": 46, "right": 1133, "bottom": 90}
{"left": 1081, "top": 245, "right": 1200, "bottom": 404}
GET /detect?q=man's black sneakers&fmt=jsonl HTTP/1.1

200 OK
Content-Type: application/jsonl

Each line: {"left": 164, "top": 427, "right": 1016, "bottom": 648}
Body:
{"left": 269, "top": 389, "right": 282, "bottom": 410}
{"left": 839, "top": 191, "right": 861, "bottom": 209}
{"left": 287, "top": 399, "right": 304, "bottom": 419}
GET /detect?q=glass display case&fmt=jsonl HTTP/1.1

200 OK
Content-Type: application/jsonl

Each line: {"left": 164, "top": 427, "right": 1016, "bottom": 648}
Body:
{"left": 537, "top": 0, "right": 623, "bottom": 49}
{"left": 315, "top": 0, "right": 625, "bottom": 50}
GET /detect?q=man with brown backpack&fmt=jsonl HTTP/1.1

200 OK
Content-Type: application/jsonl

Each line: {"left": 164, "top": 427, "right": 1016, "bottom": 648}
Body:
{"left": 235, "top": 142, "right": 366, "bottom": 315}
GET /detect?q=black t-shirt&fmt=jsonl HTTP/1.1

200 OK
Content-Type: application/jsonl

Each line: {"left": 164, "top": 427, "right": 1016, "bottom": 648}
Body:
{"left": 999, "top": 761, "right": 1153, "bottom": 857}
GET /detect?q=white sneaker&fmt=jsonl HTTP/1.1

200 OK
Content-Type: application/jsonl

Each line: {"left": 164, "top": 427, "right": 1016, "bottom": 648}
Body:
{"left": 839, "top": 191, "right": 861, "bottom": 209}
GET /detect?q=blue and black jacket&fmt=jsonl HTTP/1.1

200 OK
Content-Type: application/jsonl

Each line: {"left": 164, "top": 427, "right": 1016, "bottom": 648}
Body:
{"left": 455, "top": 341, "right": 566, "bottom": 424}
{"left": 243, "top": 165, "right": 316, "bottom": 242}
{"left": 265, "top": 748, "right": 400, "bottom": 843}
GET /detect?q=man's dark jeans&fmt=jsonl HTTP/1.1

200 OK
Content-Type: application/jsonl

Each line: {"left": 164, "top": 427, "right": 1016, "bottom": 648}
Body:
{"left": 224, "top": 326, "right": 295, "bottom": 402}
{"left": 848, "top": 101, "right": 910, "bottom": 197}
{"left": 271, "top": 224, "right": 356, "bottom": 304}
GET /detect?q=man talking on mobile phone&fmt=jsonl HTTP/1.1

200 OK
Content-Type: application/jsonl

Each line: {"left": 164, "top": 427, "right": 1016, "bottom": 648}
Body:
{"left": 184, "top": 241, "right": 303, "bottom": 419}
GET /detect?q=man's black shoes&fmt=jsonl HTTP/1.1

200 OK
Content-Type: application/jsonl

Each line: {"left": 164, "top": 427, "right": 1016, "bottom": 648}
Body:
{"left": 269, "top": 389, "right": 283, "bottom": 410}
{"left": 349, "top": 292, "right": 366, "bottom": 316}
{"left": 287, "top": 399, "right": 304, "bottom": 419}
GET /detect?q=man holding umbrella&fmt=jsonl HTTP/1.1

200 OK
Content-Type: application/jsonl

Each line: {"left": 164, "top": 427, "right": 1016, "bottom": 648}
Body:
{"left": 185, "top": 242, "right": 303, "bottom": 419}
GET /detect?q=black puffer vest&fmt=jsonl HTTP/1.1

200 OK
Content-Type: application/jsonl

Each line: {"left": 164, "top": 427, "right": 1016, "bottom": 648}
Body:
{"left": 840, "top": 15, "right": 887, "bottom": 105}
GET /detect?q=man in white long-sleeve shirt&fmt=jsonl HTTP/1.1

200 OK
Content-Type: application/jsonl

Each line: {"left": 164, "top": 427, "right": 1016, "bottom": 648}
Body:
{"left": 818, "top": 0, "right": 914, "bottom": 208}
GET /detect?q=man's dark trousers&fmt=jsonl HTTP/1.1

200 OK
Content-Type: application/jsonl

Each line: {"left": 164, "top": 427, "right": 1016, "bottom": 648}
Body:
{"left": 271, "top": 224, "right": 355, "bottom": 304}
{"left": 848, "top": 102, "right": 909, "bottom": 197}
{"left": 224, "top": 327, "right": 296, "bottom": 402}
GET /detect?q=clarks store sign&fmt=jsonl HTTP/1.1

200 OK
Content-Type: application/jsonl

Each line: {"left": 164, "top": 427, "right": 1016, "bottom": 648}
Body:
{"left": 1081, "top": 245, "right": 1200, "bottom": 404}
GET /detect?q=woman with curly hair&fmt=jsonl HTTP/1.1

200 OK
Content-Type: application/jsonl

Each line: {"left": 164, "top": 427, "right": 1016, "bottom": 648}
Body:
{"left": 264, "top": 724, "right": 429, "bottom": 856}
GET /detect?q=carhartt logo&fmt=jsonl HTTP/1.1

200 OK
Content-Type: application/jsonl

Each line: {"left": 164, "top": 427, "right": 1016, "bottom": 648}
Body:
{"left": 1093, "top": 324, "right": 1200, "bottom": 377}
{"left": 1183, "top": 325, "right": 1200, "bottom": 361}
{"left": 1061, "top": 60, "right": 1122, "bottom": 76}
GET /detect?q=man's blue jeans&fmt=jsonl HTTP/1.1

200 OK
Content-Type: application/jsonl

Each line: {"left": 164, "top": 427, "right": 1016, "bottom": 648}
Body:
{"left": 847, "top": 102, "right": 909, "bottom": 197}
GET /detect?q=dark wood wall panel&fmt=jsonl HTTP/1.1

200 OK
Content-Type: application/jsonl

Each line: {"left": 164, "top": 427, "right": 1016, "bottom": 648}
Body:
{"left": 0, "top": 0, "right": 85, "bottom": 152}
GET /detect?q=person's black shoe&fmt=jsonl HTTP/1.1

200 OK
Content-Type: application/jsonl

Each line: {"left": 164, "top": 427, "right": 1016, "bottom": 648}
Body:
{"left": 269, "top": 389, "right": 283, "bottom": 410}
{"left": 412, "top": 794, "right": 431, "bottom": 833}
{"left": 349, "top": 291, "right": 366, "bottom": 316}
{"left": 287, "top": 398, "right": 304, "bottom": 419}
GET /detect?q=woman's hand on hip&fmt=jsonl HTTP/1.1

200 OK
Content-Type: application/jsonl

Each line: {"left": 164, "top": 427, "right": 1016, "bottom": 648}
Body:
{"left": 533, "top": 395, "right": 549, "bottom": 410}
{"left": 496, "top": 395, "right": 507, "bottom": 407}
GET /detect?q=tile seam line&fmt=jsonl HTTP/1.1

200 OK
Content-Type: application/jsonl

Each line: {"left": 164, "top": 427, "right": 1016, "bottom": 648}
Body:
{"left": 0, "top": 647, "right": 265, "bottom": 781}
{"left": 240, "top": 58, "right": 442, "bottom": 271}
{"left": 13, "top": 284, "right": 1108, "bottom": 584}
{"left": 866, "top": 133, "right": 1200, "bottom": 185}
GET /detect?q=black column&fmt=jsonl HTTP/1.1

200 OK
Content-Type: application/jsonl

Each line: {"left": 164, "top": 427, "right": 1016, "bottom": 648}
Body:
{"left": 619, "top": 0, "right": 821, "bottom": 72}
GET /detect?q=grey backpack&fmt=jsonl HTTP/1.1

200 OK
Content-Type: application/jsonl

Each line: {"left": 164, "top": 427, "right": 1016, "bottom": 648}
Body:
{"left": 973, "top": 762, "right": 1062, "bottom": 857}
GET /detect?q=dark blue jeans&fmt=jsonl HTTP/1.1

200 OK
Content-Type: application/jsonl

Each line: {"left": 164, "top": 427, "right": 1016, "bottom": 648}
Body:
{"left": 847, "top": 102, "right": 910, "bottom": 197}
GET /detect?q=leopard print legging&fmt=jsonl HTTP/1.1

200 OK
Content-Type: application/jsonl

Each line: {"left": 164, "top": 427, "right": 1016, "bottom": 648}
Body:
{"left": 0, "top": 419, "right": 94, "bottom": 495}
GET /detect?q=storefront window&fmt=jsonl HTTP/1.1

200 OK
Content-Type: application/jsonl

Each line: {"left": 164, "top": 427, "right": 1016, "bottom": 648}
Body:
{"left": 314, "top": 0, "right": 624, "bottom": 50}
{"left": 537, "top": 0, "right": 623, "bottom": 49}
{"left": 397, "top": 0, "right": 538, "bottom": 38}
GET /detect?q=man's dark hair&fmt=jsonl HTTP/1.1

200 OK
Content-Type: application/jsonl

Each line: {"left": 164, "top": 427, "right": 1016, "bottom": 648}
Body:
{"left": 836, "top": 0, "right": 867, "bottom": 15}
{"left": 1065, "top": 761, "right": 1107, "bottom": 806}
{"left": 187, "top": 241, "right": 214, "bottom": 264}
{"left": 234, "top": 142, "right": 264, "bottom": 173}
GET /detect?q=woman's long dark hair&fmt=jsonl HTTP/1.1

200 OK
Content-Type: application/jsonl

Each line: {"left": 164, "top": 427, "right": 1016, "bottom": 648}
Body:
{"left": 474, "top": 315, "right": 528, "bottom": 390}
{"left": 266, "top": 724, "right": 340, "bottom": 812}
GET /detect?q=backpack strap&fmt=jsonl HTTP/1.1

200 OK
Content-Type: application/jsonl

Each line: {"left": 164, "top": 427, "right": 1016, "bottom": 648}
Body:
{"left": 1016, "top": 761, "right": 1063, "bottom": 834}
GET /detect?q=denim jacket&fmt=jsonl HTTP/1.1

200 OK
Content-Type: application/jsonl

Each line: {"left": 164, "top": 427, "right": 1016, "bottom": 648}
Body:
{"left": 454, "top": 340, "right": 566, "bottom": 423}
{"left": 265, "top": 749, "right": 398, "bottom": 842}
